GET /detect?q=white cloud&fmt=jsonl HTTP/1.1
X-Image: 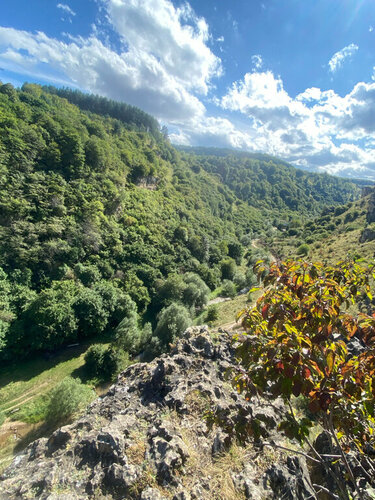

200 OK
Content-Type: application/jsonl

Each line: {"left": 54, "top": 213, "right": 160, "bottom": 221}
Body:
{"left": 328, "top": 43, "right": 358, "bottom": 73}
{"left": 106, "top": 0, "right": 222, "bottom": 95}
{"left": 251, "top": 54, "right": 263, "bottom": 70}
{"left": 0, "top": 0, "right": 222, "bottom": 122}
{"left": 57, "top": 3, "right": 76, "bottom": 16}
{"left": 214, "top": 70, "right": 375, "bottom": 178}
{"left": 1, "top": 1, "right": 375, "bottom": 179}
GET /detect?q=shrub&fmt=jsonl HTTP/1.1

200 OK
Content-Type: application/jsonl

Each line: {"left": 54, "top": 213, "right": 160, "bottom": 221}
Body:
{"left": 100, "top": 347, "right": 129, "bottom": 380}
{"left": 115, "top": 311, "right": 141, "bottom": 354}
{"left": 154, "top": 303, "right": 191, "bottom": 348}
{"left": 220, "top": 258, "right": 236, "bottom": 281}
{"left": 221, "top": 280, "right": 237, "bottom": 298}
{"left": 84, "top": 344, "right": 108, "bottom": 378}
{"left": 182, "top": 273, "right": 210, "bottom": 309}
{"left": 245, "top": 268, "right": 257, "bottom": 287}
{"left": 45, "top": 377, "right": 94, "bottom": 425}
{"left": 85, "top": 344, "right": 129, "bottom": 380}
{"left": 234, "top": 260, "right": 375, "bottom": 496}
{"left": 296, "top": 243, "right": 309, "bottom": 256}
{"left": 206, "top": 304, "right": 219, "bottom": 322}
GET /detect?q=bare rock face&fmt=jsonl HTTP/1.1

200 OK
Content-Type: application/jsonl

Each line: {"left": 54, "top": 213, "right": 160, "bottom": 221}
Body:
{"left": 0, "top": 327, "right": 315, "bottom": 499}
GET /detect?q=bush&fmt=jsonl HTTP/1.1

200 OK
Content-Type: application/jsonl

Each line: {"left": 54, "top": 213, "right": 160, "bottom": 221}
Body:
{"left": 45, "top": 377, "right": 94, "bottom": 425}
{"left": 100, "top": 347, "right": 129, "bottom": 380}
{"left": 220, "top": 258, "right": 236, "bottom": 281}
{"left": 115, "top": 312, "right": 141, "bottom": 354}
{"left": 206, "top": 304, "right": 219, "bottom": 322}
{"left": 84, "top": 344, "right": 108, "bottom": 378}
{"left": 233, "top": 271, "right": 246, "bottom": 289}
{"left": 245, "top": 268, "right": 258, "bottom": 287}
{"left": 182, "top": 273, "right": 210, "bottom": 309}
{"left": 221, "top": 280, "right": 237, "bottom": 298}
{"left": 85, "top": 344, "right": 129, "bottom": 381}
{"left": 296, "top": 243, "right": 309, "bottom": 256}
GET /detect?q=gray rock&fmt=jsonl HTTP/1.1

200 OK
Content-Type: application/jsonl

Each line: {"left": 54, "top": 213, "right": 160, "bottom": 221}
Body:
{"left": 141, "top": 487, "right": 167, "bottom": 499}
{"left": 0, "top": 327, "right": 324, "bottom": 499}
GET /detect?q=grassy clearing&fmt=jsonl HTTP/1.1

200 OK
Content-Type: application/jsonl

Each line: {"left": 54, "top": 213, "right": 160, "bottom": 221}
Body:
{"left": 0, "top": 337, "right": 111, "bottom": 471}
{"left": 195, "top": 293, "right": 249, "bottom": 329}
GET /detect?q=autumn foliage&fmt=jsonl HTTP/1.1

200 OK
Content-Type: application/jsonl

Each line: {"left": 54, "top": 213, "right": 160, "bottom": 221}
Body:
{"left": 234, "top": 259, "right": 375, "bottom": 454}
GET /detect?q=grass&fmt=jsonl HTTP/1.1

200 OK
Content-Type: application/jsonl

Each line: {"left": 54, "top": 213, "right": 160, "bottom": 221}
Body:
{"left": 0, "top": 336, "right": 111, "bottom": 471}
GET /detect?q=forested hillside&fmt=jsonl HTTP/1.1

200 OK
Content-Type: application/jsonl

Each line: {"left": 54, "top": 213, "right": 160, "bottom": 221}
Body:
{"left": 0, "top": 82, "right": 361, "bottom": 361}
{"left": 179, "top": 146, "right": 361, "bottom": 215}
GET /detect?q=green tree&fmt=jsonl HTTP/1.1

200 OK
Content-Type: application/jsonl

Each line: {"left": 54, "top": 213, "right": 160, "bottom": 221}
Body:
{"left": 220, "top": 258, "right": 237, "bottom": 281}
{"left": 182, "top": 272, "right": 210, "bottom": 309}
{"left": 73, "top": 288, "right": 109, "bottom": 337}
{"left": 154, "top": 303, "right": 191, "bottom": 348}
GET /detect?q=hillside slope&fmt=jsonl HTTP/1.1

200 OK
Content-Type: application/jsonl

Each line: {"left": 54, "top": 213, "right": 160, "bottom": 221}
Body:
{"left": 0, "top": 81, "right": 361, "bottom": 362}
{"left": 272, "top": 187, "right": 375, "bottom": 262}
{"left": 178, "top": 146, "right": 362, "bottom": 216}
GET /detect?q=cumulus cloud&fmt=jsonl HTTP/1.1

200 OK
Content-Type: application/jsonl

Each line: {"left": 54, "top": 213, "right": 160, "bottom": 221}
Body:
{"left": 57, "top": 3, "right": 76, "bottom": 17}
{"left": 328, "top": 43, "right": 358, "bottom": 73}
{"left": 215, "top": 70, "right": 375, "bottom": 178}
{"left": 0, "top": 0, "right": 221, "bottom": 122}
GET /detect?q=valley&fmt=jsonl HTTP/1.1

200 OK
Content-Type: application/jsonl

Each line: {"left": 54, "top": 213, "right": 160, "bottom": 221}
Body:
{"left": 1, "top": 82, "right": 375, "bottom": 498}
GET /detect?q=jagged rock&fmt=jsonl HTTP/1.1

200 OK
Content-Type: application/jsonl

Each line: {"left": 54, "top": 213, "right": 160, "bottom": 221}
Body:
{"left": 265, "top": 456, "right": 315, "bottom": 500}
{"left": 146, "top": 421, "right": 190, "bottom": 485}
{"left": 0, "top": 326, "right": 317, "bottom": 499}
{"left": 140, "top": 487, "right": 167, "bottom": 500}
{"left": 47, "top": 427, "right": 72, "bottom": 456}
{"left": 211, "top": 430, "right": 231, "bottom": 456}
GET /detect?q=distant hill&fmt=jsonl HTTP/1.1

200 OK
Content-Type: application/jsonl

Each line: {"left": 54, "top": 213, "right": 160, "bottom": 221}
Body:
{"left": 178, "top": 146, "right": 374, "bottom": 189}
{"left": 271, "top": 187, "right": 375, "bottom": 263}
{"left": 178, "top": 146, "right": 362, "bottom": 216}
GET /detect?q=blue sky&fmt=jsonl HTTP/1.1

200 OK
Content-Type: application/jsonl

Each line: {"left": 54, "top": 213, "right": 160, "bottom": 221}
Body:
{"left": 1, "top": 0, "right": 375, "bottom": 178}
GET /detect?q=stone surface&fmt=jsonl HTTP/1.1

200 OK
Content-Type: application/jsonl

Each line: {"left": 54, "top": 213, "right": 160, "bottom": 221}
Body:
{"left": 0, "top": 326, "right": 317, "bottom": 499}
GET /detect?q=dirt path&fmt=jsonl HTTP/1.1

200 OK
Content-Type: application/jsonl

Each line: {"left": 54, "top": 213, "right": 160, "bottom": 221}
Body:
{"left": 251, "top": 239, "right": 277, "bottom": 262}
{"left": 0, "top": 419, "right": 42, "bottom": 448}
{"left": 1, "top": 381, "right": 49, "bottom": 412}
{"left": 207, "top": 297, "right": 231, "bottom": 306}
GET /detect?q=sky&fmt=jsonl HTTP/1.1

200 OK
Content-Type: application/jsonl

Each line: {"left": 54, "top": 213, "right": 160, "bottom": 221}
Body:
{"left": 1, "top": 0, "right": 375, "bottom": 179}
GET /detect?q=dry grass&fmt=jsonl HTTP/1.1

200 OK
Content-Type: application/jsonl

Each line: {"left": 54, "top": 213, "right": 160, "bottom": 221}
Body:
{"left": 126, "top": 427, "right": 148, "bottom": 466}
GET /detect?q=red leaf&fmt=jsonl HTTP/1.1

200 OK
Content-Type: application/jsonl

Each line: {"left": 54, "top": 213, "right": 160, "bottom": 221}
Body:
{"left": 302, "top": 366, "right": 312, "bottom": 379}
{"left": 274, "top": 361, "right": 284, "bottom": 373}
{"left": 262, "top": 304, "right": 270, "bottom": 319}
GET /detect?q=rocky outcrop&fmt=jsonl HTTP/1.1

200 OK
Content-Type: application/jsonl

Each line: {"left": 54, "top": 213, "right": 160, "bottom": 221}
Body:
{"left": 0, "top": 327, "right": 315, "bottom": 499}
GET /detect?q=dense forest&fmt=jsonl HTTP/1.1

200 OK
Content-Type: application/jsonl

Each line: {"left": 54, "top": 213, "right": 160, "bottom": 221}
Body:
{"left": 0, "top": 82, "right": 362, "bottom": 362}
{"left": 179, "top": 147, "right": 361, "bottom": 215}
